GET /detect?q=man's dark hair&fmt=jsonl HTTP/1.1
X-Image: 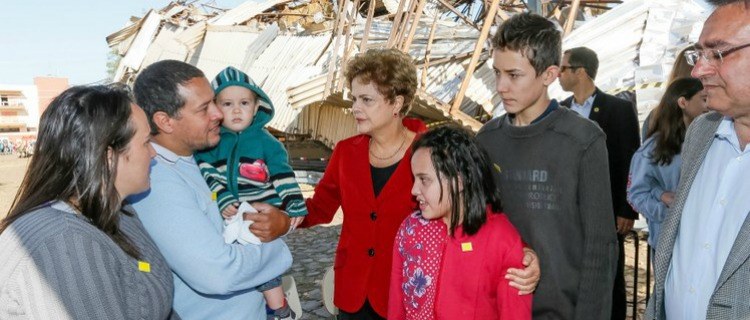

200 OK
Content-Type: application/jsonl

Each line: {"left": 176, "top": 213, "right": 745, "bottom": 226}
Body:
{"left": 411, "top": 125, "right": 503, "bottom": 236}
{"left": 564, "top": 47, "right": 599, "bottom": 80}
{"left": 133, "top": 60, "right": 205, "bottom": 135}
{"left": 492, "top": 12, "right": 561, "bottom": 76}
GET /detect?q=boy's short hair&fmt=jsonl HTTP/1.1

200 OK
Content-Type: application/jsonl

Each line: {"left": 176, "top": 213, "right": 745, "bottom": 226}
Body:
{"left": 564, "top": 47, "right": 599, "bottom": 80}
{"left": 492, "top": 13, "right": 562, "bottom": 76}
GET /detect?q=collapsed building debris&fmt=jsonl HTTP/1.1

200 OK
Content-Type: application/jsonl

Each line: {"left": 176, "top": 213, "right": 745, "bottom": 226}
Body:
{"left": 107, "top": 0, "right": 709, "bottom": 171}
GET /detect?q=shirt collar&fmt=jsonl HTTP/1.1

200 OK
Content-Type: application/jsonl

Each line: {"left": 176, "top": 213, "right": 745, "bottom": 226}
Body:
{"left": 507, "top": 100, "right": 560, "bottom": 125}
{"left": 51, "top": 200, "right": 77, "bottom": 214}
{"left": 713, "top": 116, "right": 749, "bottom": 153}
{"left": 715, "top": 116, "right": 735, "bottom": 140}
{"left": 572, "top": 94, "right": 596, "bottom": 109}
{"left": 152, "top": 142, "right": 194, "bottom": 165}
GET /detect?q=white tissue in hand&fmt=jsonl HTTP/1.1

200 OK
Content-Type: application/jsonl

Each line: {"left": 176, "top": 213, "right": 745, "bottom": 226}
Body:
{"left": 222, "top": 202, "right": 262, "bottom": 245}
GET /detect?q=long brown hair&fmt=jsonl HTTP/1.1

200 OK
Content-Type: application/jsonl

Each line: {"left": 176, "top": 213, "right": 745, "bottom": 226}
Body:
{"left": 647, "top": 45, "right": 696, "bottom": 134}
{"left": 2, "top": 85, "right": 141, "bottom": 258}
{"left": 646, "top": 78, "right": 703, "bottom": 165}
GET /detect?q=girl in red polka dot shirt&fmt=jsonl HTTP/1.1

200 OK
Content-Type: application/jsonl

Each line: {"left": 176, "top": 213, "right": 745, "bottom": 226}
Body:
{"left": 388, "top": 125, "right": 532, "bottom": 320}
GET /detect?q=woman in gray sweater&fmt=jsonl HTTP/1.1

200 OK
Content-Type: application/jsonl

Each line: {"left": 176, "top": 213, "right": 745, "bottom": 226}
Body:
{"left": 0, "top": 85, "right": 178, "bottom": 319}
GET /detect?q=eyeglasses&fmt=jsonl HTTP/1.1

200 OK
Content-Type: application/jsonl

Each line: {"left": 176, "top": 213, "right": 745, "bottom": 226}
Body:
{"left": 560, "top": 65, "right": 583, "bottom": 72}
{"left": 684, "top": 42, "right": 750, "bottom": 66}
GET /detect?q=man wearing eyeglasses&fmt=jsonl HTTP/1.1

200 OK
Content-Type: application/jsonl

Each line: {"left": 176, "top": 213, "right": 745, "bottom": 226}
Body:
{"left": 646, "top": 1, "right": 750, "bottom": 319}
{"left": 559, "top": 46, "right": 640, "bottom": 320}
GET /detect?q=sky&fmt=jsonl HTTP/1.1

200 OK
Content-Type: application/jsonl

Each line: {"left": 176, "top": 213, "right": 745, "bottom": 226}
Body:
{"left": 1, "top": 0, "right": 713, "bottom": 86}
{"left": 0, "top": 0, "right": 246, "bottom": 86}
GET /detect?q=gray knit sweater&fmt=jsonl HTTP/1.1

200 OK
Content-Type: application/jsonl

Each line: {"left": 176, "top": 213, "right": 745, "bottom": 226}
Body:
{"left": 0, "top": 202, "right": 178, "bottom": 319}
{"left": 477, "top": 106, "right": 618, "bottom": 320}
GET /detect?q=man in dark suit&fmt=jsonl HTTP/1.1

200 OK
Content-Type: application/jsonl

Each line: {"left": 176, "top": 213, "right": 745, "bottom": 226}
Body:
{"left": 559, "top": 46, "right": 640, "bottom": 320}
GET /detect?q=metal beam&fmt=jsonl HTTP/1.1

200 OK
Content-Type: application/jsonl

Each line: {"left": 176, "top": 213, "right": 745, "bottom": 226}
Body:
{"left": 450, "top": 0, "right": 501, "bottom": 113}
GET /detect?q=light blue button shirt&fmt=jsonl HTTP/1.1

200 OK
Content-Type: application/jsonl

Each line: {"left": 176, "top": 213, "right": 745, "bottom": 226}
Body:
{"left": 570, "top": 94, "right": 596, "bottom": 118}
{"left": 131, "top": 143, "right": 292, "bottom": 320}
{"left": 665, "top": 117, "right": 750, "bottom": 320}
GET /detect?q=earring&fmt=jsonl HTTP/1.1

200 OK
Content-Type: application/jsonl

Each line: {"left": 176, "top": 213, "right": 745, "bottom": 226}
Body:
{"left": 393, "top": 112, "right": 398, "bottom": 118}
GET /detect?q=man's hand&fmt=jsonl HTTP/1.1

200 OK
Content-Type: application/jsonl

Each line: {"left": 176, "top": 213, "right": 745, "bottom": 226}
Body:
{"left": 616, "top": 217, "right": 635, "bottom": 235}
{"left": 506, "top": 247, "right": 540, "bottom": 295}
{"left": 660, "top": 191, "right": 675, "bottom": 207}
{"left": 244, "top": 202, "right": 291, "bottom": 242}
{"left": 221, "top": 203, "right": 239, "bottom": 220}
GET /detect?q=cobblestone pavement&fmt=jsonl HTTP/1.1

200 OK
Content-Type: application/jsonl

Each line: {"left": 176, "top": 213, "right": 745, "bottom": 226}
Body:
{"left": 284, "top": 214, "right": 652, "bottom": 320}
{"left": 285, "top": 219, "right": 341, "bottom": 320}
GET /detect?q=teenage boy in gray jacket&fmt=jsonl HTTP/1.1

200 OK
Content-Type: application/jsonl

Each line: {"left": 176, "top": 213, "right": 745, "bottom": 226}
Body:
{"left": 476, "top": 13, "right": 618, "bottom": 320}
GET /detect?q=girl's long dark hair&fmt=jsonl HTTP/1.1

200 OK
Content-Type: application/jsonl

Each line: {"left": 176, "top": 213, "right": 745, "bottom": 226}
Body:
{"left": 646, "top": 77, "right": 703, "bottom": 165}
{"left": 2, "top": 85, "right": 141, "bottom": 258}
{"left": 412, "top": 125, "right": 502, "bottom": 236}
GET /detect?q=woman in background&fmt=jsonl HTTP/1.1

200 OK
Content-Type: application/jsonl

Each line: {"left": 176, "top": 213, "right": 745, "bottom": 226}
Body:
{"left": 628, "top": 77, "right": 707, "bottom": 251}
{"left": 641, "top": 45, "right": 696, "bottom": 139}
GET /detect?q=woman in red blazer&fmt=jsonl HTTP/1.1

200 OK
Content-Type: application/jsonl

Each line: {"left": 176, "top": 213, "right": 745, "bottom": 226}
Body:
{"left": 299, "top": 49, "right": 538, "bottom": 319}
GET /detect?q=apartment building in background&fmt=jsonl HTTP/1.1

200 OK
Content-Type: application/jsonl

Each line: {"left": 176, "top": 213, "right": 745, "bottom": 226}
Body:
{"left": 0, "top": 77, "right": 68, "bottom": 140}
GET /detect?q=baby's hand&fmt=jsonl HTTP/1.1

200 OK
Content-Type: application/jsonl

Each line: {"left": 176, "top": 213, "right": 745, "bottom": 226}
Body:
{"left": 222, "top": 203, "right": 239, "bottom": 219}
{"left": 290, "top": 216, "right": 305, "bottom": 229}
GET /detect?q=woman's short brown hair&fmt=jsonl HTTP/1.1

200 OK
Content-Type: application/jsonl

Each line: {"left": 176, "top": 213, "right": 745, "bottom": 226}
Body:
{"left": 345, "top": 49, "right": 418, "bottom": 115}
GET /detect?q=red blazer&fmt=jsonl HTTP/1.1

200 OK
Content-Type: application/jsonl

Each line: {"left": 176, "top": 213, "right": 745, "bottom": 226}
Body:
{"left": 300, "top": 118, "right": 427, "bottom": 316}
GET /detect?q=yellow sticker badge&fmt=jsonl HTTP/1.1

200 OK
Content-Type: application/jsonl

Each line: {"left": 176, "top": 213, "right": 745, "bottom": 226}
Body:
{"left": 138, "top": 261, "right": 151, "bottom": 273}
{"left": 461, "top": 242, "right": 473, "bottom": 252}
{"left": 493, "top": 163, "right": 502, "bottom": 173}
{"left": 211, "top": 192, "right": 217, "bottom": 201}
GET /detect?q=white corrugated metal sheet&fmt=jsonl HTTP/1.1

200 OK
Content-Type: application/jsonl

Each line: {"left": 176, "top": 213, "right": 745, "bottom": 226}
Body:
{"left": 107, "top": 19, "right": 143, "bottom": 54}
{"left": 555, "top": 0, "right": 652, "bottom": 95}
{"left": 287, "top": 74, "right": 328, "bottom": 110}
{"left": 247, "top": 34, "right": 333, "bottom": 131}
{"left": 292, "top": 103, "right": 357, "bottom": 149}
{"left": 241, "top": 24, "right": 280, "bottom": 70}
{"left": 194, "top": 25, "right": 266, "bottom": 78}
{"left": 140, "top": 23, "right": 190, "bottom": 70}
{"left": 114, "top": 10, "right": 163, "bottom": 81}
{"left": 352, "top": 18, "right": 480, "bottom": 59}
{"left": 176, "top": 21, "right": 208, "bottom": 52}
{"left": 544, "top": 0, "right": 706, "bottom": 119}
{"left": 190, "top": 26, "right": 330, "bottom": 132}
{"left": 461, "top": 60, "right": 500, "bottom": 115}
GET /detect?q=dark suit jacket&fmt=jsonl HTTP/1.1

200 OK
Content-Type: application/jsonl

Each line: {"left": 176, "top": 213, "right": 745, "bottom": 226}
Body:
{"left": 561, "top": 88, "right": 640, "bottom": 220}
